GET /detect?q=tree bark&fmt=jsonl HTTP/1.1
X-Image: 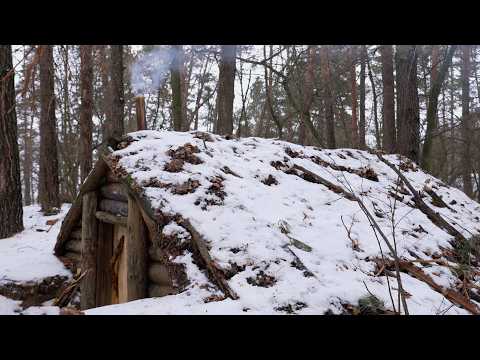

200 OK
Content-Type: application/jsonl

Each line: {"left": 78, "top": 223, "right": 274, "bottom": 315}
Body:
{"left": 79, "top": 45, "right": 94, "bottom": 183}
{"left": 105, "top": 45, "right": 124, "bottom": 141}
{"left": 320, "top": 46, "right": 336, "bottom": 148}
{"left": 38, "top": 45, "right": 60, "bottom": 213}
{"left": 421, "top": 45, "right": 456, "bottom": 173}
{"left": 350, "top": 46, "right": 358, "bottom": 148}
{"left": 366, "top": 51, "right": 380, "bottom": 149}
{"left": 0, "top": 45, "right": 24, "bottom": 239}
{"left": 396, "top": 45, "right": 420, "bottom": 163}
{"left": 359, "top": 45, "right": 366, "bottom": 149}
{"left": 380, "top": 45, "right": 396, "bottom": 153}
{"left": 461, "top": 45, "right": 473, "bottom": 197}
{"left": 80, "top": 191, "right": 98, "bottom": 310}
{"left": 216, "top": 45, "right": 236, "bottom": 136}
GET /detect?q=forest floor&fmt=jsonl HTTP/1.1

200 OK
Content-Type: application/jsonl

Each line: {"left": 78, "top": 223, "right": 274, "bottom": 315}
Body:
{"left": 0, "top": 205, "right": 72, "bottom": 315}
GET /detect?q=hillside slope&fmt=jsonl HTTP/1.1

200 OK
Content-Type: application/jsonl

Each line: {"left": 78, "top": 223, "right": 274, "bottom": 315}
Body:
{"left": 87, "top": 130, "right": 480, "bottom": 315}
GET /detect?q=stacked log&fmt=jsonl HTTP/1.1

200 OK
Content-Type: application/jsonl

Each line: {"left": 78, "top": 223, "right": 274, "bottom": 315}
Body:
{"left": 147, "top": 246, "right": 175, "bottom": 297}
{"left": 64, "top": 225, "right": 82, "bottom": 263}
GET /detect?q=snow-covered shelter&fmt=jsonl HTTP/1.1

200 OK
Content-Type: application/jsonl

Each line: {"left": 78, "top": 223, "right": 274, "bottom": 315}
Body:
{"left": 55, "top": 130, "right": 480, "bottom": 314}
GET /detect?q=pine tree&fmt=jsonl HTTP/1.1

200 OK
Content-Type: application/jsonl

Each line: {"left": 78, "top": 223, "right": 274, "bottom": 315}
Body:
{"left": 38, "top": 45, "right": 60, "bottom": 214}
{"left": 0, "top": 45, "right": 24, "bottom": 238}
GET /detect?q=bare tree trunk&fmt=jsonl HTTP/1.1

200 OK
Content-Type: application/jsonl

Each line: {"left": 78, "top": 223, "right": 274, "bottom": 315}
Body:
{"left": 171, "top": 45, "right": 186, "bottom": 131}
{"left": 97, "top": 46, "right": 109, "bottom": 136}
{"left": 263, "top": 45, "right": 283, "bottom": 139}
{"left": 396, "top": 45, "right": 420, "bottom": 163}
{"left": 350, "top": 46, "right": 358, "bottom": 148}
{"left": 359, "top": 45, "right": 366, "bottom": 149}
{"left": 380, "top": 45, "right": 396, "bottom": 153}
{"left": 461, "top": 45, "right": 473, "bottom": 197}
{"left": 366, "top": 53, "right": 380, "bottom": 149}
{"left": 320, "top": 46, "right": 336, "bottom": 148}
{"left": 0, "top": 45, "right": 24, "bottom": 238}
{"left": 216, "top": 45, "right": 236, "bottom": 136}
{"left": 38, "top": 45, "right": 60, "bottom": 214}
{"left": 105, "top": 45, "right": 124, "bottom": 141}
{"left": 421, "top": 46, "right": 456, "bottom": 173}
{"left": 79, "top": 45, "right": 94, "bottom": 183}
{"left": 21, "top": 46, "right": 33, "bottom": 206}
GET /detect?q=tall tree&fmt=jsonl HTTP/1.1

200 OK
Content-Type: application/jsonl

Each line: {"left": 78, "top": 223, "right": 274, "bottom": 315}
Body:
{"left": 366, "top": 52, "right": 380, "bottom": 148}
{"left": 79, "top": 45, "right": 94, "bottom": 182}
{"left": 380, "top": 45, "right": 396, "bottom": 153}
{"left": 359, "top": 45, "right": 366, "bottom": 149}
{"left": 105, "top": 45, "right": 124, "bottom": 141}
{"left": 320, "top": 46, "right": 336, "bottom": 148}
{"left": 216, "top": 45, "right": 237, "bottom": 136}
{"left": 38, "top": 45, "right": 60, "bottom": 214}
{"left": 350, "top": 46, "right": 359, "bottom": 148}
{"left": 0, "top": 45, "right": 24, "bottom": 238}
{"left": 171, "top": 45, "right": 187, "bottom": 131}
{"left": 421, "top": 45, "right": 456, "bottom": 173}
{"left": 461, "top": 45, "right": 473, "bottom": 197}
{"left": 396, "top": 45, "right": 420, "bottom": 162}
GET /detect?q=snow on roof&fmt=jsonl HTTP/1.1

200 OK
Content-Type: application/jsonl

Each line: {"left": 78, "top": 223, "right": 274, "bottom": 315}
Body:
{"left": 95, "top": 130, "right": 480, "bottom": 315}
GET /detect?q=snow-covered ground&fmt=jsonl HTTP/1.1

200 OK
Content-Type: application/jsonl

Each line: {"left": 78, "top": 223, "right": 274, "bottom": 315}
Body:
{"left": 0, "top": 205, "right": 71, "bottom": 315}
{"left": 87, "top": 130, "right": 480, "bottom": 315}
{"left": 3, "top": 130, "right": 480, "bottom": 315}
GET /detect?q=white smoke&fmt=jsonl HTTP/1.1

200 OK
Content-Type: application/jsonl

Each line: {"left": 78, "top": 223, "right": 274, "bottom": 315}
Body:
{"left": 130, "top": 46, "right": 181, "bottom": 95}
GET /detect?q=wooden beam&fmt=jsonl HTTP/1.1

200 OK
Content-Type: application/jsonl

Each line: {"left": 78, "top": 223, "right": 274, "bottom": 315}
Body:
{"left": 55, "top": 159, "right": 108, "bottom": 255}
{"left": 126, "top": 194, "right": 148, "bottom": 301}
{"left": 99, "top": 183, "right": 128, "bottom": 202}
{"left": 96, "top": 221, "right": 113, "bottom": 306}
{"left": 99, "top": 199, "right": 128, "bottom": 217}
{"left": 80, "top": 191, "right": 98, "bottom": 310}
{"left": 95, "top": 211, "right": 127, "bottom": 226}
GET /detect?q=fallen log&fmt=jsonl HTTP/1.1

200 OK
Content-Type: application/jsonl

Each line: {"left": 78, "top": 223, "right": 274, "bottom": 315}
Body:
{"left": 100, "top": 183, "right": 128, "bottom": 202}
{"left": 95, "top": 211, "right": 127, "bottom": 226}
{"left": 99, "top": 199, "right": 128, "bottom": 217}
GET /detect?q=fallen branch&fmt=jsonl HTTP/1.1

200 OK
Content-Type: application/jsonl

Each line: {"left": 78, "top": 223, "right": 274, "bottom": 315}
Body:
{"left": 179, "top": 218, "right": 239, "bottom": 300}
{"left": 291, "top": 163, "right": 409, "bottom": 314}
{"left": 377, "top": 154, "right": 467, "bottom": 243}
{"left": 383, "top": 259, "right": 480, "bottom": 315}
{"left": 53, "top": 271, "right": 87, "bottom": 308}
{"left": 291, "top": 164, "right": 357, "bottom": 201}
